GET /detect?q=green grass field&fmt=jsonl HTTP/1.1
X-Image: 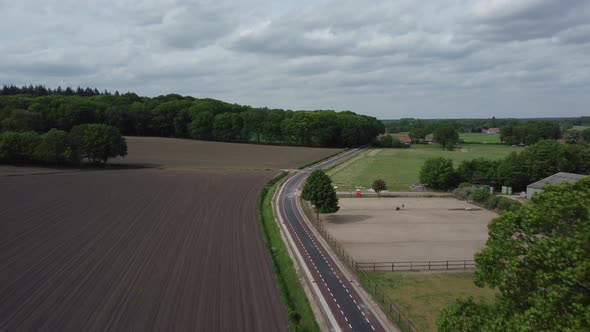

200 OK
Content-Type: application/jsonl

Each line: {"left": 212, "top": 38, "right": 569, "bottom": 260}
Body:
{"left": 367, "top": 272, "right": 496, "bottom": 332}
{"left": 328, "top": 144, "right": 516, "bottom": 191}
{"left": 388, "top": 132, "right": 410, "bottom": 137}
{"left": 573, "top": 125, "right": 590, "bottom": 130}
{"left": 459, "top": 133, "right": 501, "bottom": 144}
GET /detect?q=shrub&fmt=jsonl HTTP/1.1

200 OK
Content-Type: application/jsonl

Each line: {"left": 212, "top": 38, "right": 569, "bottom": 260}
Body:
{"left": 473, "top": 188, "right": 491, "bottom": 203}
{"left": 496, "top": 196, "right": 521, "bottom": 212}
{"left": 483, "top": 195, "right": 499, "bottom": 210}
{"left": 453, "top": 186, "right": 474, "bottom": 201}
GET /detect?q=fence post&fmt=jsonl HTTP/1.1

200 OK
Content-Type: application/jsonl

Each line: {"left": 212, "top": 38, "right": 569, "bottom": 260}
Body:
{"left": 428, "top": 261, "right": 430, "bottom": 270}
{"left": 373, "top": 262, "right": 376, "bottom": 272}
{"left": 464, "top": 260, "right": 467, "bottom": 269}
{"left": 447, "top": 260, "right": 449, "bottom": 270}
{"left": 410, "top": 261, "right": 413, "bottom": 271}
{"left": 391, "top": 262, "right": 394, "bottom": 272}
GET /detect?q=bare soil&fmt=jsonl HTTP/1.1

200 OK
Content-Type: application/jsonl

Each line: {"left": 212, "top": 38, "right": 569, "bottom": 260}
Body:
{"left": 323, "top": 198, "right": 497, "bottom": 262}
{"left": 0, "top": 169, "right": 288, "bottom": 331}
{"left": 115, "top": 136, "right": 342, "bottom": 170}
{"left": 0, "top": 138, "right": 341, "bottom": 331}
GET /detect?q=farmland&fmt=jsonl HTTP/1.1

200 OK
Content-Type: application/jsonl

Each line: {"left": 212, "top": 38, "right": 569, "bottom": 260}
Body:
{"left": 116, "top": 136, "right": 342, "bottom": 170}
{"left": 0, "top": 137, "right": 341, "bottom": 331}
{"left": 459, "top": 132, "right": 501, "bottom": 144}
{"left": 366, "top": 272, "right": 496, "bottom": 332}
{"left": 328, "top": 144, "right": 515, "bottom": 191}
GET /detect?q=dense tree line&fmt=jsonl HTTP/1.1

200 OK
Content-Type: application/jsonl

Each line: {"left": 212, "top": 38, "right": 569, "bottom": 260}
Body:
{"left": 419, "top": 140, "right": 590, "bottom": 191}
{"left": 0, "top": 124, "right": 127, "bottom": 165}
{"left": 384, "top": 117, "right": 590, "bottom": 146}
{"left": 0, "top": 84, "right": 118, "bottom": 97}
{"left": 438, "top": 178, "right": 590, "bottom": 331}
{"left": 500, "top": 120, "right": 561, "bottom": 145}
{"left": 0, "top": 91, "right": 384, "bottom": 148}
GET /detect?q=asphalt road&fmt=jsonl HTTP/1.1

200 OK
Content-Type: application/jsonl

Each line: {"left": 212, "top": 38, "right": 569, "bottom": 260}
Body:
{"left": 277, "top": 148, "right": 387, "bottom": 331}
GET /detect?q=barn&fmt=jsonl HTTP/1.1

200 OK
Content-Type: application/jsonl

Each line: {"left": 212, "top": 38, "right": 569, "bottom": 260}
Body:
{"left": 526, "top": 172, "right": 587, "bottom": 198}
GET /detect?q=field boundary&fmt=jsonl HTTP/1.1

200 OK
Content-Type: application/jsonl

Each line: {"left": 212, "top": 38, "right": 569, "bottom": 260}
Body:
{"left": 357, "top": 271, "right": 418, "bottom": 332}
{"left": 356, "top": 260, "right": 476, "bottom": 272}
{"left": 258, "top": 172, "right": 320, "bottom": 331}
{"left": 297, "top": 149, "right": 348, "bottom": 170}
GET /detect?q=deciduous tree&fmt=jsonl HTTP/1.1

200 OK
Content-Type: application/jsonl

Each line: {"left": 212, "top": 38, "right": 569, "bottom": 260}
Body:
{"left": 438, "top": 178, "right": 590, "bottom": 331}
{"left": 372, "top": 179, "right": 387, "bottom": 197}
{"left": 419, "top": 157, "right": 458, "bottom": 190}
{"left": 302, "top": 170, "right": 339, "bottom": 220}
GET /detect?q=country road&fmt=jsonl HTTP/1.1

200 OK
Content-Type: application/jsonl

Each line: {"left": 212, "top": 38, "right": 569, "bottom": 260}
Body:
{"left": 276, "top": 148, "right": 390, "bottom": 332}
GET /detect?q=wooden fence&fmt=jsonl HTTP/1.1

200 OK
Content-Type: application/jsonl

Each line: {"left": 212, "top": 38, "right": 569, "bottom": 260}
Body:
{"left": 301, "top": 201, "right": 418, "bottom": 332}
{"left": 356, "top": 260, "right": 476, "bottom": 272}
{"left": 357, "top": 270, "right": 418, "bottom": 332}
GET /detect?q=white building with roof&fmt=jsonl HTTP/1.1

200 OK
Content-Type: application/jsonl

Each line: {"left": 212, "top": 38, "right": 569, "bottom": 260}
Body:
{"left": 526, "top": 172, "right": 587, "bottom": 199}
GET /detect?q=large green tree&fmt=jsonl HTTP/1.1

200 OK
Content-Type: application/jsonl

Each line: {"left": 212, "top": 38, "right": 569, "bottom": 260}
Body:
{"left": 419, "top": 157, "right": 458, "bottom": 190}
{"left": 438, "top": 178, "right": 590, "bottom": 331}
{"left": 433, "top": 124, "right": 459, "bottom": 150}
{"left": 302, "top": 169, "right": 339, "bottom": 220}
{"left": 69, "top": 124, "right": 127, "bottom": 164}
{"left": 33, "top": 128, "right": 75, "bottom": 164}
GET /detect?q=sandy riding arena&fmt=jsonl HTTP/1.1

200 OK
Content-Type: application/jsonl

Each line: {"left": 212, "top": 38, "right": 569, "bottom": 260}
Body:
{"left": 323, "top": 197, "right": 497, "bottom": 262}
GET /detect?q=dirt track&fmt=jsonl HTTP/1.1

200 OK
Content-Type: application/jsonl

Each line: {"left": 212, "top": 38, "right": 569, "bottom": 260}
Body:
{"left": 0, "top": 169, "right": 288, "bottom": 331}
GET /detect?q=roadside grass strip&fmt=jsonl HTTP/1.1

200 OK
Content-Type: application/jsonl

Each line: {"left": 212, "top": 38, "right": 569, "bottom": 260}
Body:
{"left": 258, "top": 172, "right": 320, "bottom": 332}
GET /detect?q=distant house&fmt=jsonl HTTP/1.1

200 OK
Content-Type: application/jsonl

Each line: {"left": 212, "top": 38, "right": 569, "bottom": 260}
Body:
{"left": 397, "top": 136, "right": 412, "bottom": 145}
{"left": 526, "top": 172, "right": 586, "bottom": 198}
{"left": 482, "top": 127, "right": 500, "bottom": 134}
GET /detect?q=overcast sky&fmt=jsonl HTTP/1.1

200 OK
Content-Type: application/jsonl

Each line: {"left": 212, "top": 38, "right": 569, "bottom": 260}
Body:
{"left": 1, "top": 0, "right": 590, "bottom": 119}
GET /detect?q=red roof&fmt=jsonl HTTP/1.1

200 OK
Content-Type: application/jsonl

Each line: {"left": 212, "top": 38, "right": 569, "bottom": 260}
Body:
{"left": 397, "top": 136, "right": 412, "bottom": 143}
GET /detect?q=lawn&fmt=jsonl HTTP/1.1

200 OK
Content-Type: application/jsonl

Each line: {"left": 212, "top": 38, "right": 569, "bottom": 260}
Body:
{"left": 459, "top": 133, "right": 501, "bottom": 144}
{"left": 366, "top": 272, "right": 496, "bottom": 332}
{"left": 573, "top": 125, "right": 590, "bottom": 130}
{"left": 328, "top": 144, "right": 516, "bottom": 191}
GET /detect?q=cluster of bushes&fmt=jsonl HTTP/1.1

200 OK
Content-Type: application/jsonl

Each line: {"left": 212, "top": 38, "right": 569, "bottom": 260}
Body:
{"left": 373, "top": 135, "right": 409, "bottom": 148}
{"left": 0, "top": 124, "right": 127, "bottom": 166}
{"left": 453, "top": 184, "right": 521, "bottom": 212}
{"left": 420, "top": 140, "right": 590, "bottom": 191}
{"left": 0, "top": 91, "right": 384, "bottom": 148}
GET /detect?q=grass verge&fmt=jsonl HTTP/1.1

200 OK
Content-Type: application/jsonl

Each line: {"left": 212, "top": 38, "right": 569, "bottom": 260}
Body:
{"left": 365, "top": 272, "right": 496, "bottom": 332}
{"left": 258, "top": 172, "right": 320, "bottom": 332}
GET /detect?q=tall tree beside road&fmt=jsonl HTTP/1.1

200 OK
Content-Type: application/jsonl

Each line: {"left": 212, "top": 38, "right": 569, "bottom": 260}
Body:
{"left": 437, "top": 178, "right": 590, "bottom": 331}
{"left": 302, "top": 170, "right": 339, "bottom": 220}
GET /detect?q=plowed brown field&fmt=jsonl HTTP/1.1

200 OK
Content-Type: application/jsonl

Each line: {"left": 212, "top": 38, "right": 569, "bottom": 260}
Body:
{"left": 0, "top": 138, "right": 341, "bottom": 331}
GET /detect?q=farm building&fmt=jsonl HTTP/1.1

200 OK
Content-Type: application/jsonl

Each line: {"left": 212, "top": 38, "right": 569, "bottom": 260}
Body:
{"left": 397, "top": 136, "right": 412, "bottom": 145}
{"left": 482, "top": 127, "right": 500, "bottom": 134}
{"left": 526, "top": 172, "right": 587, "bottom": 198}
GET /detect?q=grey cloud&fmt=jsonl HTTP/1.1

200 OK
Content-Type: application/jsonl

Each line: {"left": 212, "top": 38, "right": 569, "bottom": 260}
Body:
{"left": 1, "top": 0, "right": 589, "bottom": 119}
{"left": 466, "top": 0, "right": 590, "bottom": 42}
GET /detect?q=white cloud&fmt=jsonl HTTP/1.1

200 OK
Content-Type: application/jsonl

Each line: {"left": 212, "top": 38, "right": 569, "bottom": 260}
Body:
{"left": 0, "top": 0, "right": 589, "bottom": 118}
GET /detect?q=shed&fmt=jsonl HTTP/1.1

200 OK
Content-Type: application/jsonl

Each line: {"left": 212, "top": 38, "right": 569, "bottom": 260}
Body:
{"left": 397, "top": 136, "right": 412, "bottom": 145}
{"left": 526, "top": 172, "right": 586, "bottom": 198}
